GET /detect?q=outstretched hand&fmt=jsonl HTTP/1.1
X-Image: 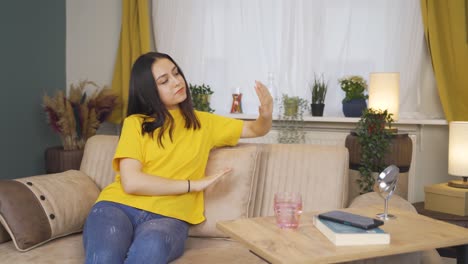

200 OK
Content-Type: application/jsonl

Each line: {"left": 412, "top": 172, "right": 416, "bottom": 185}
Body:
{"left": 240, "top": 81, "right": 273, "bottom": 138}
{"left": 254, "top": 81, "right": 273, "bottom": 119}
{"left": 192, "top": 168, "right": 233, "bottom": 192}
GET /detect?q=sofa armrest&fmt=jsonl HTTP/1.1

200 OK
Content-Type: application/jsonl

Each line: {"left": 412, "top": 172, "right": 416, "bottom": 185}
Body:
{"left": 347, "top": 192, "right": 417, "bottom": 213}
{"left": 0, "top": 170, "right": 100, "bottom": 251}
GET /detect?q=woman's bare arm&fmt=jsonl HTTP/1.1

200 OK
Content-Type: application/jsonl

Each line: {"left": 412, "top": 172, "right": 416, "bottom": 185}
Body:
{"left": 119, "top": 158, "right": 232, "bottom": 196}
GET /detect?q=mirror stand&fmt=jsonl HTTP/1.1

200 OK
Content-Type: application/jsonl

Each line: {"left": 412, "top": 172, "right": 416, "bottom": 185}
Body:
{"left": 376, "top": 198, "right": 396, "bottom": 220}
{"left": 374, "top": 165, "right": 400, "bottom": 221}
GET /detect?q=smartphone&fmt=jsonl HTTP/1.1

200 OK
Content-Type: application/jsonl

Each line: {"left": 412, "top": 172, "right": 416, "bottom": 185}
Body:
{"left": 318, "top": 210, "right": 384, "bottom": 230}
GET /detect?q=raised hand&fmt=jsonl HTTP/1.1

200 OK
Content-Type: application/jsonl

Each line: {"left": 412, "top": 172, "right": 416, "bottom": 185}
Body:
{"left": 254, "top": 81, "right": 273, "bottom": 119}
{"left": 240, "top": 81, "right": 273, "bottom": 138}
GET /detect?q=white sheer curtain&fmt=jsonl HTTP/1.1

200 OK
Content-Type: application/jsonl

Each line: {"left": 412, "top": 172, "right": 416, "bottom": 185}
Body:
{"left": 152, "top": 0, "right": 442, "bottom": 118}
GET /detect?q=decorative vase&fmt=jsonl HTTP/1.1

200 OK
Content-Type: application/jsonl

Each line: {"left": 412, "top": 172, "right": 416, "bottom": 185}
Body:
{"left": 230, "top": 93, "right": 243, "bottom": 113}
{"left": 45, "top": 146, "right": 84, "bottom": 174}
{"left": 311, "top": 103, "right": 325, "bottom": 116}
{"left": 342, "top": 99, "right": 367, "bottom": 117}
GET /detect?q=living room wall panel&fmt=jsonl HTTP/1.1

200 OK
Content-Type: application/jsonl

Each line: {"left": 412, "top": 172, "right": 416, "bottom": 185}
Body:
{"left": 0, "top": 1, "right": 65, "bottom": 179}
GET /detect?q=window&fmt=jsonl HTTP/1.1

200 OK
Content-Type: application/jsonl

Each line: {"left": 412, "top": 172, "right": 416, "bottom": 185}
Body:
{"left": 153, "top": 0, "right": 441, "bottom": 118}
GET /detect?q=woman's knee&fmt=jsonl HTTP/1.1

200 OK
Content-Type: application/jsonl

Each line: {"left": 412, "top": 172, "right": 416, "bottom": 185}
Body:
{"left": 127, "top": 219, "right": 189, "bottom": 263}
{"left": 84, "top": 202, "right": 133, "bottom": 237}
{"left": 83, "top": 202, "right": 133, "bottom": 262}
{"left": 126, "top": 232, "right": 170, "bottom": 264}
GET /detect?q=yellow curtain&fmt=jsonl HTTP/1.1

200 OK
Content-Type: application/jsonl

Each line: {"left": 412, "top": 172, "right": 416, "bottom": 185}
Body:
{"left": 109, "top": 0, "right": 152, "bottom": 124}
{"left": 421, "top": 0, "right": 468, "bottom": 122}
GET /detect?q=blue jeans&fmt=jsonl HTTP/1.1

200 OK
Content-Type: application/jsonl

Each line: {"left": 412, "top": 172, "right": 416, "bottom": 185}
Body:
{"left": 83, "top": 201, "right": 189, "bottom": 264}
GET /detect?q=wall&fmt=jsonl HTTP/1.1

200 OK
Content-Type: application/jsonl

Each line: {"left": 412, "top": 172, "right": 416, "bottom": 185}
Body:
{"left": 0, "top": 1, "right": 65, "bottom": 179}
{"left": 66, "top": 0, "right": 121, "bottom": 88}
{"left": 414, "top": 125, "right": 451, "bottom": 201}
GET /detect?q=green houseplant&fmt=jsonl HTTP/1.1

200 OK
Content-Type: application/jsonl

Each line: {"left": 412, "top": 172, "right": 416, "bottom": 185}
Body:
{"left": 281, "top": 94, "right": 308, "bottom": 117}
{"left": 354, "top": 108, "right": 394, "bottom": 193}
{"left": 339, "top": 75, "right": 368, "bottom": 117}
{"left": 310, "top": 74, "right": 328, "bottom": 116}
{"left": 189, "top": 83, "right": 214, "bottom": 113}
{"left": 277, "top": 94, "right": 308, "bottom": 143}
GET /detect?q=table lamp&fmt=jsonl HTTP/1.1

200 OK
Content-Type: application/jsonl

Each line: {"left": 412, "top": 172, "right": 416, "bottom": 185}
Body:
{"left": 368, "top": 72, "right": 400, "bottom": 121}
{"left": 448, "top": 121, "right": 468, "bottom": 188}
{"left": 424, "top": 121, "right": 468, "bottom": 216}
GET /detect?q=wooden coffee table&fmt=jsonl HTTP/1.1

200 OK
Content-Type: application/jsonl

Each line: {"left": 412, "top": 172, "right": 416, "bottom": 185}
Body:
{"left": 217, "top": 205, "right": 468, "bottom": 264}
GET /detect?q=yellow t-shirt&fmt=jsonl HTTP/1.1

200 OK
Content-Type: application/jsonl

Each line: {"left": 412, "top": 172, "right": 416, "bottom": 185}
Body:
{"left": 96, "top": 109, "right": 243, "bottom": 224}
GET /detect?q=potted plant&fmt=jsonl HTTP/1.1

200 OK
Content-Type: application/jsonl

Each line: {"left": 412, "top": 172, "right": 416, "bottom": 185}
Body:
{"left": 310, "top": 74, "right": 328, "bottom": 116}
{"left": 354, "top": 108, "right": 394, "bottom": 193}
{"left": 281, "top": 94, "right": 308, "bottom": 117}
{"left": 339, "top": 75, "right": 368, "bottom": 117}
{"left": 43, "top": 80, "right": 119, "bottom": 173}
{"left": 189, "top": 83, "right": 214, "bottom": 113}
{"left": 277, "top": 94, "right": 308, "bottom": 143}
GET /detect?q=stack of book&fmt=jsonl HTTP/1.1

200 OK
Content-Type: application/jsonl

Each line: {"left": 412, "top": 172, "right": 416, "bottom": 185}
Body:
{"left": 313, "top": 216, "right": 390, "bottom": 246}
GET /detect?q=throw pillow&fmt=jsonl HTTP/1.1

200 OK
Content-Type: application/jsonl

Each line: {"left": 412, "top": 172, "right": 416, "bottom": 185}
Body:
{"left": 0, "top": 170, "right": 100, "bottom": 251}
{"left": 189, "top": 143, "right": 259, "bottom": 238}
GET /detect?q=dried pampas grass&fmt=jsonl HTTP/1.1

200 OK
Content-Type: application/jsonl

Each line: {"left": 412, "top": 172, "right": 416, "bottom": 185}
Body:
{"left": 43, "top": 80, "right": 119, "bottom": 150}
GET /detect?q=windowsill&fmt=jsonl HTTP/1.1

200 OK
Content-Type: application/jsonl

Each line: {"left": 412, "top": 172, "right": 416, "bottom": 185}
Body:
{"left": 219, "top": 113, "right": 447, "bottom": 126}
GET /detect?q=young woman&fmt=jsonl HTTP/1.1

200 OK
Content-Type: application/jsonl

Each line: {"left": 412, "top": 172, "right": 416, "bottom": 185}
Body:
{"left": 83, "top": 52, "right": 272, "bottom": 264}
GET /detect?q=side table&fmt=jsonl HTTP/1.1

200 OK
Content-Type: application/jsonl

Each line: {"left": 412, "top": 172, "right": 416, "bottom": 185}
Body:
{"left": 414, "top": 201, "right": 468, "bottom": 258}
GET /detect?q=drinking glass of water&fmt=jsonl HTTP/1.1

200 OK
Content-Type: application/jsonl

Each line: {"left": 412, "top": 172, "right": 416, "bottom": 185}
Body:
{"left": 273, "top": 192, "right": 303, "bottom": 229}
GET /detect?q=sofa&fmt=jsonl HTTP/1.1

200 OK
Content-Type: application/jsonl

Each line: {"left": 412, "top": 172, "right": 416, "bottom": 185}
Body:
{"left": 0, "top": 135, "right": 441, "bottom": 263}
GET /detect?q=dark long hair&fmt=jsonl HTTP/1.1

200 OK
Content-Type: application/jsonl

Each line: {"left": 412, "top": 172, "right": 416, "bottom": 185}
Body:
{"left": 127, "top": 52, "right": 200, "bottom": 147}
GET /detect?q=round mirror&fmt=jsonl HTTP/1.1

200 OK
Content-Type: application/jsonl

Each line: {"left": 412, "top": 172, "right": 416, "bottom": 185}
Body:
{"left": 373, "top": 165, "right": 399, "bottom": 220}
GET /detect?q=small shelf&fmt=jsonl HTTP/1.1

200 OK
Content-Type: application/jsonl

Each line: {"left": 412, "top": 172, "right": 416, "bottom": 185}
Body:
{"left": 219, "top": 113, "right": 447, "bottom": 126}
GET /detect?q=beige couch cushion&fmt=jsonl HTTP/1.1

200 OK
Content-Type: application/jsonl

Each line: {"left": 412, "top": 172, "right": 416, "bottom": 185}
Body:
{"left": 80, "top": 135, "right": 118, "bottom": 190}
{"left": 0, "top": 234, "right": 265, "bottom": 264}
{"left": 348, "top": 192, "right": 417, "bottom": 213}
{"left": 189, "top": 144, "right": 259, "bottom": 238}
{"left": 250, "top": 144, "right": 349, "bottom": 217}
{"left": 0, "top": 170, "right": 99, "bottom": 251}
{"left": 0, "top": 234, "right": 84, "bottom": 264}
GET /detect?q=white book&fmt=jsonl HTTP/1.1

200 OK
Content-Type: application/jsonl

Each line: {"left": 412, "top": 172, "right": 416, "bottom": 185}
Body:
{"left": 313, "top": 216, "right": 390, "bottom": 246}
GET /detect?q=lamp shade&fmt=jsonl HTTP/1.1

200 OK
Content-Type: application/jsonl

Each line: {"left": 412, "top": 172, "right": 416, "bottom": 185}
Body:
{"left": 368, "top": 73, "right": 400, "bottom": 120}
{"left": 449, "top": 121, "right": 468, "bottom": 177}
